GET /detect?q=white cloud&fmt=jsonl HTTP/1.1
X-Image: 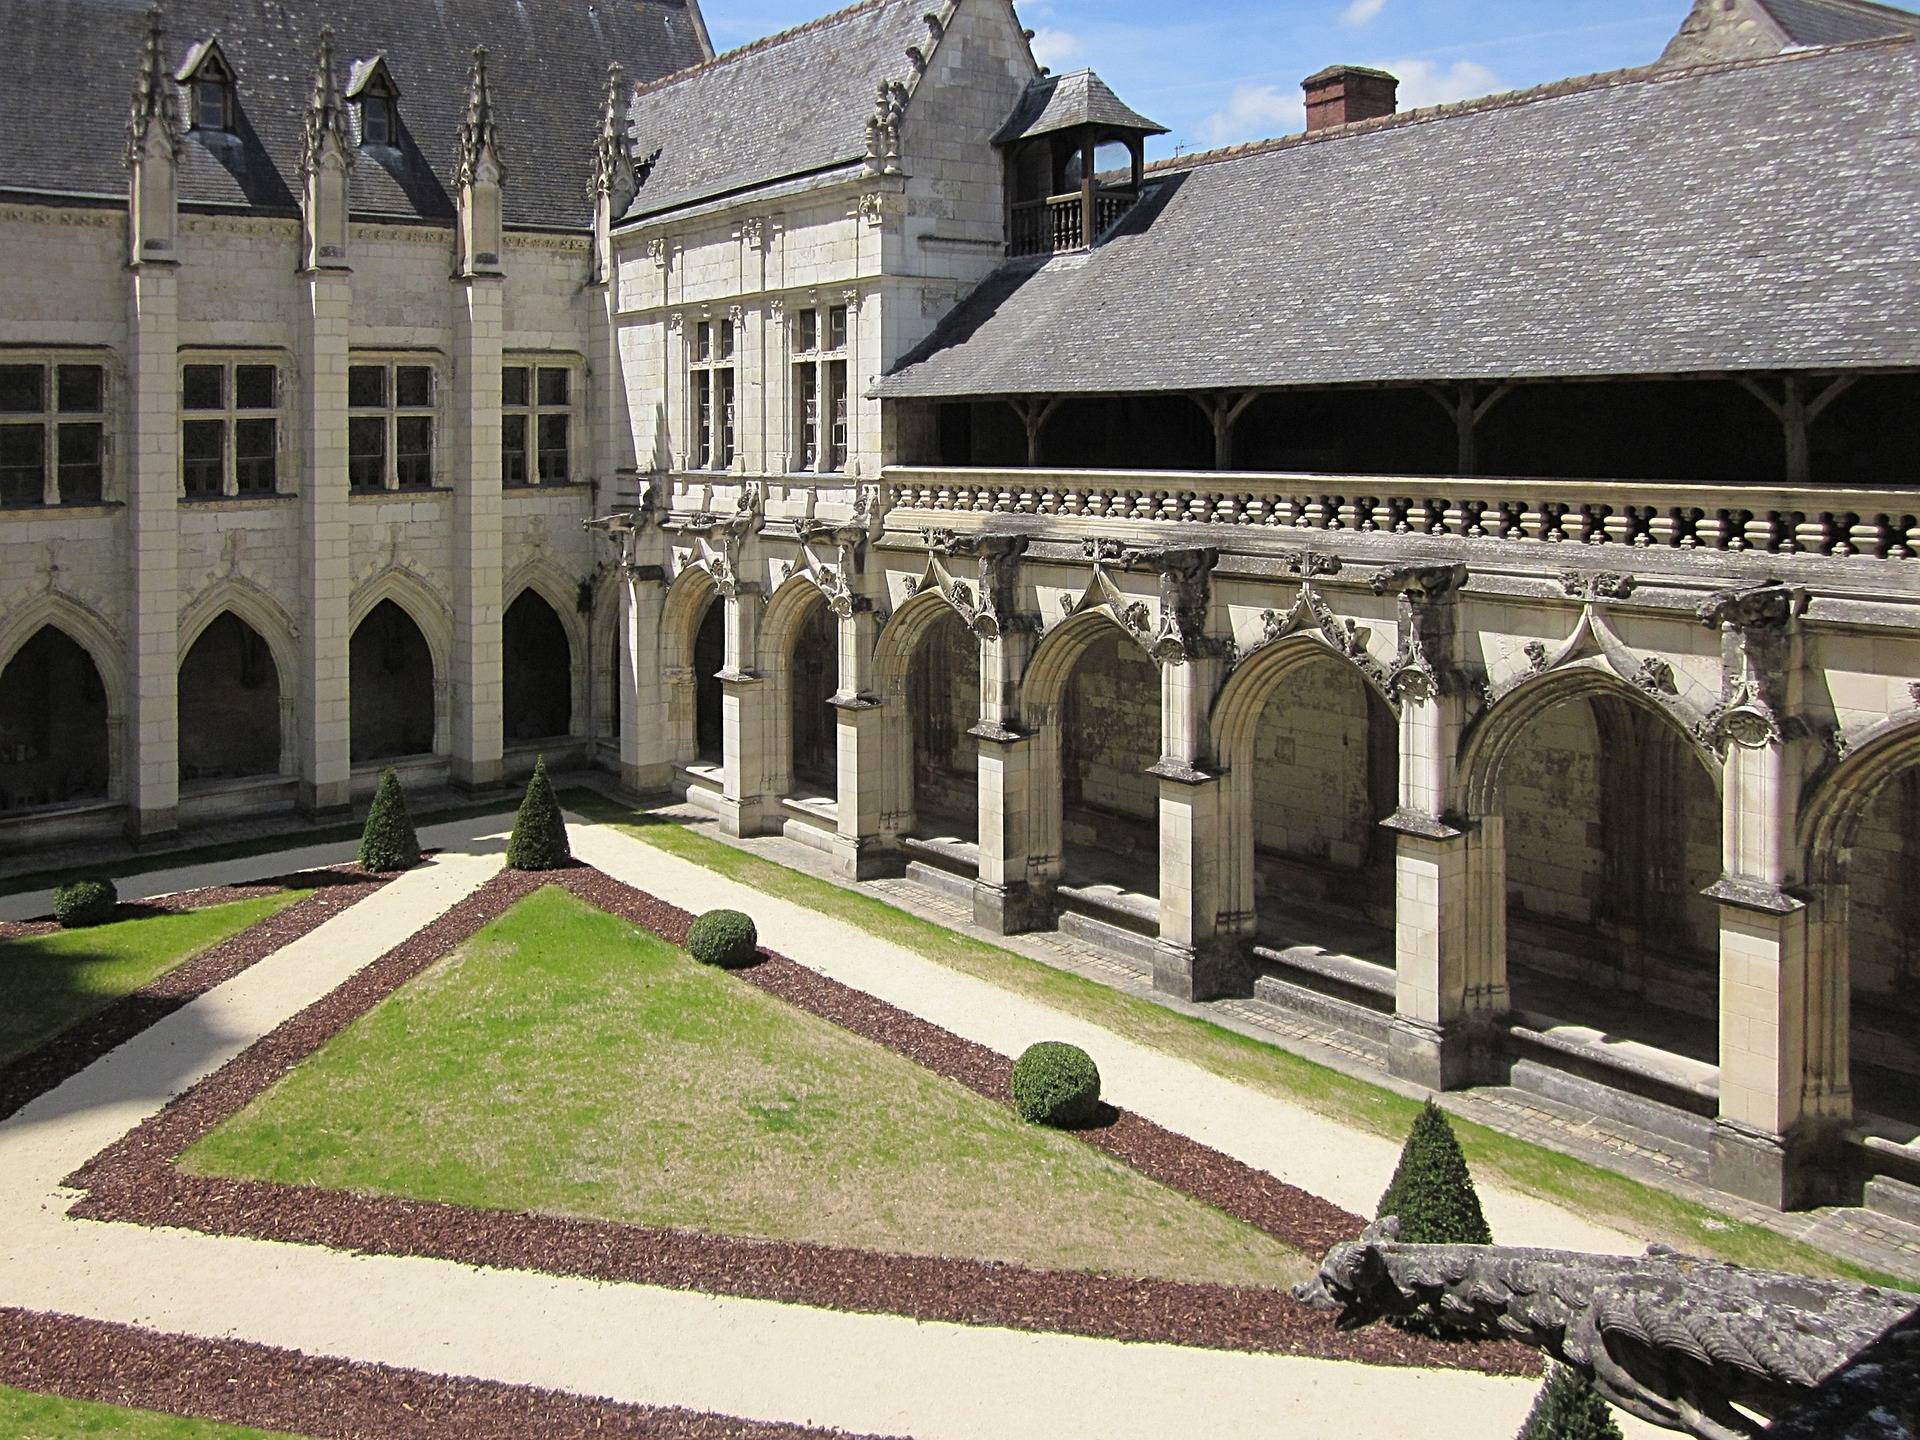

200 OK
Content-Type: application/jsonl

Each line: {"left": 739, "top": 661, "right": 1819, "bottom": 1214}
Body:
{"left": 1199, "top": 83, "right": 1304, "bottom": 148}
{"left": 1029, "top": 27, "right": 1081, "bottom": 70}
{"left": 1386, "top": 57, "right": 1500, "bottom": 109}
{"left": 1341, "top": 0, "right": 1386, "bottom": 26}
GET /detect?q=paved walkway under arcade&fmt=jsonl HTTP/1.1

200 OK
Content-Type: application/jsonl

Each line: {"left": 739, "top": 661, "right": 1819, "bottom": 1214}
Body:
{"left": 0, "top": 809, "right": 1682, "bottom": 1439}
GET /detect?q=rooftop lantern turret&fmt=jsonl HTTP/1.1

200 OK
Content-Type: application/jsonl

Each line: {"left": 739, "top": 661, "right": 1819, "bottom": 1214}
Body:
{"left": 993, "top": 69, "right": 1165, "bottom": 258}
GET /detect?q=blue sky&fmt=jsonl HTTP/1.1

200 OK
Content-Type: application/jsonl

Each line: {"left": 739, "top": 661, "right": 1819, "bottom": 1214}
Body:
{"left": 700, "top": 0, "right": 1696, "bottom": 157}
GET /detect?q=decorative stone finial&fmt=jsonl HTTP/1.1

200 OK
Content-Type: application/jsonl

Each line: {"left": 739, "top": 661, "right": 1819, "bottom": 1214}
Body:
{"left": 299, "top": 28, "right": 354, "bottom": 271}
{"left": 125, "top": 5, "right": 183, "bottom": 167}
{"left": 589, "top": 61, "right": 637, "bottom": 208}
{"left": 863, "top": 82, "right": 906, "bottom": 176}
{"left": 300, "top": 28, "right": 354, "bottom": 178}
{"left": 456, "top": 46, "right": 505, "bottom": 187}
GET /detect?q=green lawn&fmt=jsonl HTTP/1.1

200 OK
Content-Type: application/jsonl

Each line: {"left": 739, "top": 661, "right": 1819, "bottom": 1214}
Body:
{"left": 0, "top": 1386, "right": 301, "bottom": 1439}
{"left": 561, "top": 789, "right": 1917, "bottom": 1291}
{"left": 184, "top": 885, "right": 1308, "bottom": 1288}
{"left": 0, "top": 891, "right": 311, "bottom": 1066}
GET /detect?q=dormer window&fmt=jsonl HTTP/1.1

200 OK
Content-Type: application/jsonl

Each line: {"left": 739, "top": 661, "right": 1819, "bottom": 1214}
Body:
{"left": 346, "top": 56, "right": 401, "bottom": 148}
{"left": 175, "top": 37, "right": 236, "bottom": 135}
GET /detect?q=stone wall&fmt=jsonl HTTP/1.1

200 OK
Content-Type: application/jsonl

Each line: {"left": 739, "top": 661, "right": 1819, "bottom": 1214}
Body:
{"left": 1250, "top": 657, "right": 1385, "bottom": 869}
{"left": 909, "top": 607, "right": 979, "bottom": 822}
{"left": 1851, "top": 772, "right": 1920, "bottom": 1006}
{"left": 1061, "top": 632, "right": 1160, "bottom": 850}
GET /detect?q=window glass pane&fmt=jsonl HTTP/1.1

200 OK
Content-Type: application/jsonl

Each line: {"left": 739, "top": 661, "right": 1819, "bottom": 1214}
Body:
{"left": 718, "top": 321, "right": 735, "bottom": 361}
{"left": 694, "top": 371, "right": 712, "bottom": 467}
{"left": 0, "top": 365, "right": 43, "bottom": 414}
{"left": 182, "top": 419, "right": 224, "bottom": 497}
{"left": 348, "top": 365, "right": 385, "bottom": 408}
{"left": 234, "top": 418, "right": 276, "bottom": 493}
{"left": 537, "top": 414, "right": 569, "bottom": 482}
{"left": 348, "top": 415, "right": 386, "bottom": 488}
{"left": 828, "top": 359, "right": 848, "bottom": 471}
{"left": 362, "top": 98, "right": 391, "bottom": 147}
{"left": 195, "top": 80, "right": 227, "bottom": 130}
{"left": 57, "top": 365, "right": 104, "bottom": 414}
{"left": 182, "top": 364, "right": 224, "bottom": 411}
{"left": 502, "top": 413, "right": 529, "bottom": 485}
{"left": 395, "top": 365, "right": 432, "bottom": 408}
{"left": 394, "top": 415, "right": 432, "bottom": 487}
{"left": 537, "top": 367, "right": 569, "bottom": 407}
{"left": 56, "top": 423, "right": 104, "bottom": 504}
{"left": 693, "top": 322, "right": 710, "bottom": 363}
{"left": 794, "top": 310, "right": 816, "bottom": 353}
{"left": 795, "top": 365, "right": 817, "bottom": 469}
{"left": 717, "top": 371, "right": 734, "bottom": 468}
{"left": 235, "top": 365, "right": 276, "bottom": 410}
{"left": 502, "top": 366, "right": 529, "bottom": 408}
{"left": 0, "top": 424, "right": 45, "bottom": 505}
{"left": 828, "top": 305, "right": 848, "bottom": 350}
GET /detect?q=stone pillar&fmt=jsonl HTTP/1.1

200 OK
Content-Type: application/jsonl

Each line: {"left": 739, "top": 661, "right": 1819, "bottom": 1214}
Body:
{"left": 618, "top": 565, "right": 672, "bottom": 794}
{"left": 1153, "top": 643, "right": 1240, "bottom": 1000}
{"left": 716, "top": 583, "right": 770, "bottom": 836}
{"left": 297, "top": 271, "right": 353, "bottom": 815}
{"left": 126, "top": 263, "right": 180, "bottom": 840}
{"left": 1375, "top": 563, "right": 1506, "bottom": 1088}
{"left": 973, "top": 625, "right": 1044, "bottom": 932}
{"left": 831, "top": 600, "right": 888, "bottom": 879}
{"left": 1698, "top": 583, "right": 1849, "bottom": 1209}
{"left": 296, "top": 31, "right": 355, "bottom": 816}
{"left": 449, "top": 276, "right": 505, "bottom": 790}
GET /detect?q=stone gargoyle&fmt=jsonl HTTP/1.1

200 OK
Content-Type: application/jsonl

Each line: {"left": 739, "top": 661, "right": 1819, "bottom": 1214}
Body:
{"left": 1294, "top": 1219, "right": 1920, "bottom": 1440}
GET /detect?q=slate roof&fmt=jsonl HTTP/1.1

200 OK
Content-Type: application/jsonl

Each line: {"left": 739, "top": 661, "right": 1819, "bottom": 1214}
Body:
{"left": 0, "top": 0, "right": 711, "bottom": 229}
{"left": 620, "top": 0, "right": 929, "bottom": 221}
{"left": 1761, "top": 0, "right": 1920, "bottom": 44}
{"left": 875, "top": 40, "right": 1920, "bottom": 399}
{"left": 991, "top": 70, "right": 1166, "bottom": 146}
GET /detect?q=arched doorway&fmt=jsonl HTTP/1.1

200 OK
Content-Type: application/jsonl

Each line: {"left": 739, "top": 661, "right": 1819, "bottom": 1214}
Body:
{"left": 1839, "top": 765, "right": 1920, "bottom": 1128}
{"left": 1484, "top": 683, "right": 1721, "bottom": 1064}
{"left": 907, "top": 606, "right": 980, "bottom": 843}
{"left": 0, "top": 625, "right": 109, "bottom": 813}
{"left": 178, "top": 612, "right": 282, "bottom": 782}
{"left": 503, "top": 589, "right": 573, "bottom": 744}
{"left": 693, "top": 599, "right": 724, "bottom": 765}
{"left": 350, "top": 599, "right": 435, "bottom": 763}
{"left": 788, "top": 596, "right": 836, "bottom": 797}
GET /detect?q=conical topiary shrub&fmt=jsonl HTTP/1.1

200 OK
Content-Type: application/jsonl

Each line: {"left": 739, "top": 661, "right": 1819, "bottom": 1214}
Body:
{"left": 1515, "top": 1366, "right": 1623, "bottom": 1440}
{"left": 358, "top": 767, "right": 421, "bottom": 872}
{"left": 505, "top": 755, "right": 571, "bottom": 871}
{"left": 1376, "top": 1099, "right": 1492, "bottom": 1245}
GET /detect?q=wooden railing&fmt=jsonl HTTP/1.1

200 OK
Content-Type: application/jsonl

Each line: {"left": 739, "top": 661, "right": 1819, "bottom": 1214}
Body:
{"left": 881, "top": 467, "right": 1920, "bottom": 560}
{"left": 1008, "top": 188, "right": 1138, "bottom": 258}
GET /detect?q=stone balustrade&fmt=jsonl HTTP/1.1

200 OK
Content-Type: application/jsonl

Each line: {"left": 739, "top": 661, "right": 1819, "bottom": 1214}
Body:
{"left": 880, "top": 467, "right": 1920, "bottom": 560}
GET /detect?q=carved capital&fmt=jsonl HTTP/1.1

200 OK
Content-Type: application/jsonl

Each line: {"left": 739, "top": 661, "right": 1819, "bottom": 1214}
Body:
{"left": 1559, "top": 570, "right": 1634, "bottom": 602}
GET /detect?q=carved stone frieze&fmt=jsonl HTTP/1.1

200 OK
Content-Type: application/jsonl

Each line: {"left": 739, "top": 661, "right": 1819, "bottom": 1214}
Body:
{"left": 1695, "top": 581, "right": 1806, "bottom": 756}
{"left": 1251, "top": 582, "right": 1388, "bottom": 699}
{"left": 1559, "top": 570, "right": 1635, "bottom": 601}
{"left": 1369, "top": 563, "right": 1470, "bottom": 705}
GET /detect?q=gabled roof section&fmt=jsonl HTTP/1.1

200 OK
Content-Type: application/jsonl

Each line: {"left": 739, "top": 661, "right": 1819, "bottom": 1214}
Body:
{"left": 1764, "top": 0, "right": 1920, "bottom": 43}
{"left": 0, "top": 0, "right": 713, "bottom": 229}
{"left": 876, "top": 40, "right": 1920, "bottom": 399}
{"left": 344, "top": 53, "right": 400, "bottom": 101}
{"left": 621, "top": 0, "right": 932, "bottom": 221}
{"left": 991, "top": 69, "right": 1166, "bottom": 146}
{"left": 173, "top": 35, "right": 232, "bottom": 86}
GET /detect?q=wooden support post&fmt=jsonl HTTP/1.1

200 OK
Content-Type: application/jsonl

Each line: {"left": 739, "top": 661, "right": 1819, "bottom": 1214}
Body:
{"left": 1008, "top": 395, "right": 1061, "bottom": 467}
{"left": 1079, "top": 134, "right": 1096, "bottom": 251}
{"left": 1190, "top": 391, "right": 1258, "bottom": 470}
{"left": 1737, "top": 373, "right": 1856, "bottom": 488}
{"left": 1424, "top": 381, "right": 1512, "bottom": 478}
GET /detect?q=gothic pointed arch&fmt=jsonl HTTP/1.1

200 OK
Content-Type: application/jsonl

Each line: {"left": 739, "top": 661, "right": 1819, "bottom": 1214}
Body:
{"left": 347, "top": 573, "right": 448, "bottom": 763}
{"left": 0, "top": 593, "right": 124, "bottom": 811}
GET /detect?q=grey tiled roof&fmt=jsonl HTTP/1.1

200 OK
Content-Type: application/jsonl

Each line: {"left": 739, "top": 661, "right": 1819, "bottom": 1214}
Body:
{"left": 876, "top": 41, "right": 1920, "bottom": 399}
{"left": 0, "top": 0, "right": 710, "bottom": 229}
{"left": 991, "top": 70, "right": 1166, "bottom": 145}
{"left": 1762, "top": 0, "right": 1920, "bottom": 44}
{"left": 621, "top": 0, "right": 929, "bottom": 221}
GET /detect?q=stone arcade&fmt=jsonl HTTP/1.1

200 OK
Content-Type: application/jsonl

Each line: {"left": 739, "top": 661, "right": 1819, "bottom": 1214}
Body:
{"left": 1, "top": 0, "right": 1918, "bottom": 1215}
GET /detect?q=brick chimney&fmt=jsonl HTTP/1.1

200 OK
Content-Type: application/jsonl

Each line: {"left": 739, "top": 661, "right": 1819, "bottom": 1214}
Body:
{"left": 1301, "top": 65, "right": 1399, "bottom": 132}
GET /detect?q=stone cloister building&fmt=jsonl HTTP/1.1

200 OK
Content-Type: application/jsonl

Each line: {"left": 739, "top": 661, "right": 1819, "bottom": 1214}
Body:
{"left": 3, "top": 0, "right": 1920, "bottom": 1214}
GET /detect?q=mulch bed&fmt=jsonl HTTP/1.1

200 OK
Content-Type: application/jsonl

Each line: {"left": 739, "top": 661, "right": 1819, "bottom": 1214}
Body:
{"left": 63, "top": 863, "right": 1537, "bottom": 1377}
{"left": 0, "top": 1307, "right": 896, "bottom": 1439}
{"left": 0, "top": 869, "right": 390, "bottom": 1124}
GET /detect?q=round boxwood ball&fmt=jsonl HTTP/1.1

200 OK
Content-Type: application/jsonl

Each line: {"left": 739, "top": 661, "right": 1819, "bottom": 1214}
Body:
{"left": 1010, "top": 1041, "right": 1102, "bottom": 1127}
{"left": 51, "top": 876, "right": 118, "bottom": 929}
{"left": 685, "top": 909, "right": 759, "bottom": 969}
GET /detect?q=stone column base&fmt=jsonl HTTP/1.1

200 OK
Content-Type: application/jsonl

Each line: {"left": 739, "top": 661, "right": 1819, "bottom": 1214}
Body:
{"left": 1387, "top": 1016, "right": 1504, "bottom": 1091}
{"left": 125, "top": 805, "right": 179, "bottom": 844}
{"left": 711, "top": 791, "right": 774, "bottom": 839}
{"left": 618, "top": 760, "right": 675, "bottom": 799}
{"left": 1708, "top": 1118, "right": 1854, "bottom": 1211}
{"left": 298, "top": 779, "right": 352, "bottom": 820}
{"left": 974, "top": 879, "right": 1050, "bottom": 935}
{"left": 1152, "top": 938, "right": 1250, "bottom": 1003}
{"left": 451, "top": 757, "right": 505, "bottom": 793}
{"left": 828, "top": 833, "right": 896, "bottom": 882}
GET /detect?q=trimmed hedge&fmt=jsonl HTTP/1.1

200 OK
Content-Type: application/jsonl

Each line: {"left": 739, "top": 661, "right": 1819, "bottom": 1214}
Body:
{"left": 1376, "top": 1098, "right": 1493, "bottom": 1246}
{"left": 1010, "top": 1041, "right": 1102, "bottom": 1127}
{"left": 686, "top": 909, "right": 759, "bottom": 968}
{"left": 1515, "top": 1366, "right": 1623, "bottom": 1440}
{"left": 505, "top": 756, "right": 571, "bottom": 872}
{"left": 51, "top": 877, "right": 118, "bottom": 928}
{"left": 358, "top": 767, "right": 421, "bottom": 873}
